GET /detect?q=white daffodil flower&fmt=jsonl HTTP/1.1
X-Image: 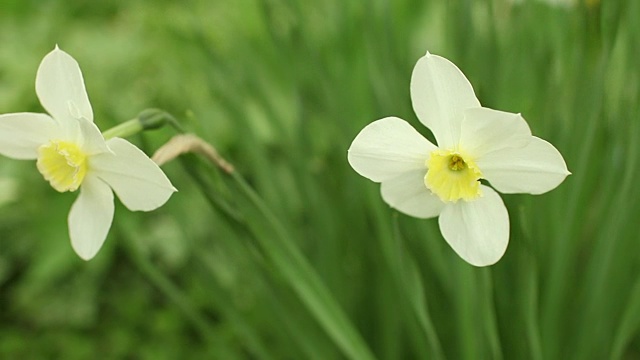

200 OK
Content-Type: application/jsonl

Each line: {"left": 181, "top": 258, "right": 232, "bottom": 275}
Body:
{"left": 348, "top": 52, "right": 570, "bottom": 266}
{"left": 0, "top": 46, "right": 176, "bottom": 260}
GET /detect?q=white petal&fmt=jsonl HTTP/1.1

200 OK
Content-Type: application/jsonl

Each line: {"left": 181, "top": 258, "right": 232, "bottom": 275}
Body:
{"left": 348, "top": 117, "right": 436, "bottom": 183}
{"left": 459, "top": 107, "right": 532, "bottom": 158}
{"left": 90, "top": 138, "right": 176, "bottom": 211}
{"left": 381, "top": 170, "right": 444, "bottom": 218}
{"left": 68, "top": 175, "right": 114, "bottom": 260}
{"left": 438, "top": 185, "right": 509, "bottom": 266}
{"left": 478, "top": 137, "right": 570, "bottom": 194}
{"left": 35, "top": 46, "right": 93, "bottom": 124}
{"left": 0, "top": 113, "right": 62, "bottom": 159}
{"left": 410, "top": 52, "right": 480, "bottom": 148}
{"left": 78, "top": 118, "right": 111, "bottom": 155}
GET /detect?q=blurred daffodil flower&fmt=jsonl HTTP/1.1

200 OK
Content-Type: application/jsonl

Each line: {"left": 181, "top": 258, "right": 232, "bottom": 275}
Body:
{"left": 0, "top": 46, "right": 176, "bottom": 260}
{"left": 348, "top": 52, "right": 569, "bottom": 266}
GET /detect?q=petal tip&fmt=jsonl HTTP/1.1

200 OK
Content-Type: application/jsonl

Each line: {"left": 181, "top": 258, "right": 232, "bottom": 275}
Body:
{"left": 76, "top": 252, "right": 95, "bottom": 261}
{"left": 467, "top": 257, "right": 502, "bottom": 267}
{"left": 70, "top": 234, "right": 102, "bottom": 261}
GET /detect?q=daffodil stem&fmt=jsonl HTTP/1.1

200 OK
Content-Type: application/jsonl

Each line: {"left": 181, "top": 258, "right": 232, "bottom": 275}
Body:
{"left": 179, "top": 154, "right": 244, "bottom": 225}
{"left": 479, "top": 269, "right": 503, "bottom": 360}
{"left": 102, "top": 109, "right": 186, "bottom": 140}
{"left": 180, "top": 154, "right": 376, "bottom": 360}
{"left": 388, "top": 214, "right": 446, "bottom": 359}
{"left": 228, "top": 171, "right": 377, "bottom": 360}
{"left": 101, "top": 118, "right": 142, "bottom": 139}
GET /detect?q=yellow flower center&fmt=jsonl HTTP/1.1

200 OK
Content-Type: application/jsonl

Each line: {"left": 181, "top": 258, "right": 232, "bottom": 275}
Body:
{"left": 36, "top": 140, "right": 88, "bottom": 192}
{"left": 425, "top": 149, "right": 482, "bottom": 202}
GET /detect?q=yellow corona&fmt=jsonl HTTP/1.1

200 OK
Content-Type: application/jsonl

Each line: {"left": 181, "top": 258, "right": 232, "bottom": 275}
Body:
{"left": 425, "top": 149, "right": 482, "bottom": 202}
{"left": 36, "top": 140, "right": 88, "bottom": 192}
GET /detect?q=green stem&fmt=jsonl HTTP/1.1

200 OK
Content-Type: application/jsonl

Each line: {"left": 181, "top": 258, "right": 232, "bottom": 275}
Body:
{"left": 229, "top": 171, "right": 376, "bottom": 360}
{"left": 102, "top": 118, "right": 142, "bottom": 139}
{"left": 390, "top": 214, "right": 445, "bottom": 359}
{"left": 480, "top": 269, "right": 503, "bottom": 360}
{"left": 102, "top": 109, "right": 186, "bottom": 140}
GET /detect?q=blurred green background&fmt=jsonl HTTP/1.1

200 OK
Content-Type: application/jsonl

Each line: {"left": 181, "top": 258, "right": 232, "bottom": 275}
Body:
{"left": 0, "top": 0, "right": 638, "bottom": 359}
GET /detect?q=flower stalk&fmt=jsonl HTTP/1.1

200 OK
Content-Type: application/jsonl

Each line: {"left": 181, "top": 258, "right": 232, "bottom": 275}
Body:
{"left": 227, "top": 170, "right": 377, "bottom": 360}
{"left": 101, "top": 118, "right": 143, "bottom": 140}
{"left": 102, "top": 109, "right": 186, "bottom": 140}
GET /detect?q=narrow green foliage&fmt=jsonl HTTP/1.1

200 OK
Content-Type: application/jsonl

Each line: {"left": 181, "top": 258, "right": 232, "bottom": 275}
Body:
{"left": 0, "top": 0, "right": 638, "bottom": 359}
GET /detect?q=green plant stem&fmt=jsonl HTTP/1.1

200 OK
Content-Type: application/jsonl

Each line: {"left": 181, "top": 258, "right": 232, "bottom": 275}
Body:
{"left": 182, "top": 157, "right": 335, "bottom": 359}
{"left": 176, "top": 150, "right": 375, "bottom": 360}
{"left": 479, "top": 269, "right": 503, "bottom": 360}
{"left": 103, "top": 109, "right": 186, "bottom": 140}
{"left": 228, "top": 171, "right": 376, "bottom": 360}
{"left": 389, "top": 213, "right": 445, "bottom": 359}
{"left": 523, "top": 253, "right": 543, "bottom": 360}
{"left": 102, "top": 118, "right": 142, "bottom": 139}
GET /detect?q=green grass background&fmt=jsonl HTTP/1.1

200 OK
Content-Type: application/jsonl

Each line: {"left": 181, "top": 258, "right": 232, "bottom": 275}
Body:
{"left": 0, "top": 0, "right": 638, "bottom": 359}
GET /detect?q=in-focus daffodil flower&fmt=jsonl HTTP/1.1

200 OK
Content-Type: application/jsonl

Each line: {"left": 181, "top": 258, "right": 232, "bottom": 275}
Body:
{"left": 0, "top": 46, "right": 176, "bottom": 260}
{"left": 348, "top": 52, "right": 570, "bottom": 266}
